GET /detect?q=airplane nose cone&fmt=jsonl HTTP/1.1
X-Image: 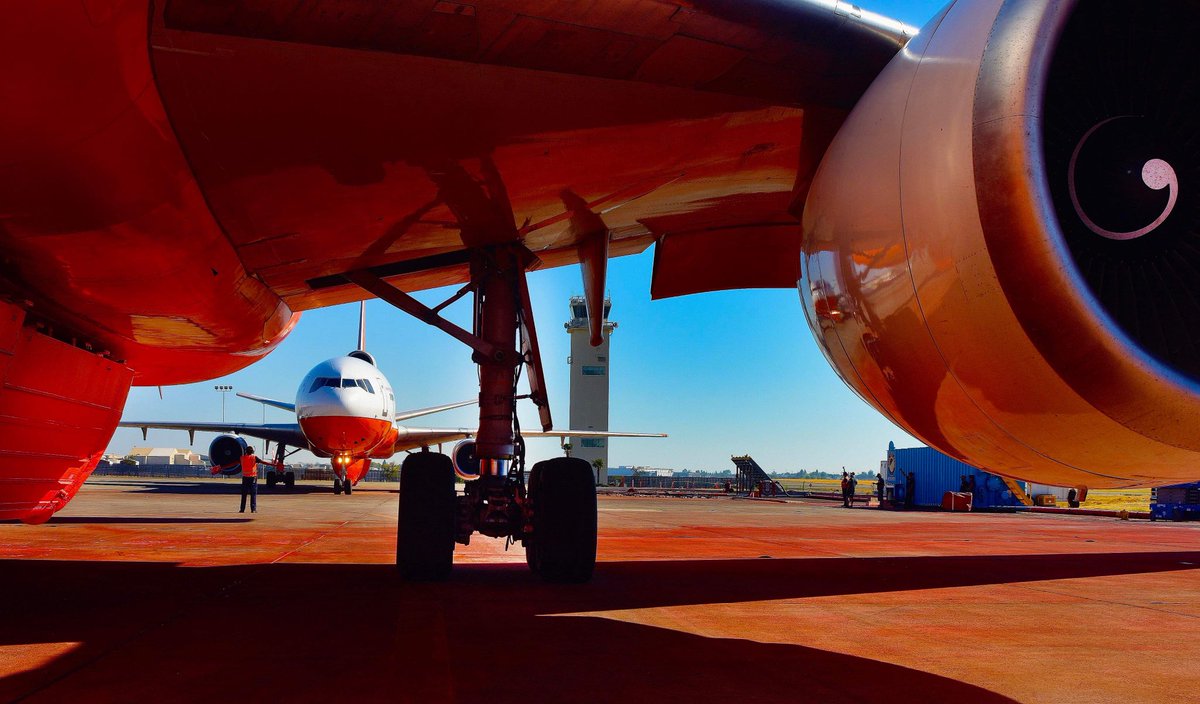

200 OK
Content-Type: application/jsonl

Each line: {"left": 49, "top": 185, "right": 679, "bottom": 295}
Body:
{"left": 299, "top": 415, "right": 392, "bottom": 454}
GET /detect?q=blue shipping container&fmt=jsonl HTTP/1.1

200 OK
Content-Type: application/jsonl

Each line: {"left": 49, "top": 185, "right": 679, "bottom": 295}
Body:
{"left": 1150, "top": 482, "right": 1200, "bottom": 521}
{"left": 885, "top": 442, "right": 1023, "bottom": 510}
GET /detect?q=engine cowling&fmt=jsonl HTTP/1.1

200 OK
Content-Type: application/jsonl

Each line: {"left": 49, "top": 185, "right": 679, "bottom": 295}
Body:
{"left": 209, "top": 434, "right": 250, "bottom": 474}
{"left": 451, "top": 440, "right": 480, "bottom": 482}
{"left": 800, "top": 0, "right": 1200, "bottom": 488}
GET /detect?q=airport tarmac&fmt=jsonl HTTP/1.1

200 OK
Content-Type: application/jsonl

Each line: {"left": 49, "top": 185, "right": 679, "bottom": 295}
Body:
{"left": 1, "top": 478, "right": 1198, "bottom": 703}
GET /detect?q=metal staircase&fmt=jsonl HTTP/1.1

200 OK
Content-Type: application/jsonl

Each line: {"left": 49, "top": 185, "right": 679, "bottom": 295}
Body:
{"left": 731, "top": 455, "right": 787, "bottom": 496}
{"left": 999, "top": 476, "right": 1034, "bottom": 506}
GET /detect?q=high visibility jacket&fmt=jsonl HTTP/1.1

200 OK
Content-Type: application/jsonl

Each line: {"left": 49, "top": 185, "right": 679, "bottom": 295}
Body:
{"left": 241, "top": 454, "right": 258, "bottom": 478}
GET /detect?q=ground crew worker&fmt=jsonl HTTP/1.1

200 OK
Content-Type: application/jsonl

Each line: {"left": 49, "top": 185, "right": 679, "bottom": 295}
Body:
{"left": 904, "top": 469, "right": 915, "bottom": 508}
{"left": 841, "top": 472, "right": 850, "bottom": 507}
{"left": 848, "top": 473, "right": 858, "bottom": 507}
{"left": 239, "top": 447, "right": 259, "bottom": 513}
{"left": 209, "top": 446, "right": 259, "bottom": 512}
{"left": 876, "top": 472, "right": 885, "bottom": 508}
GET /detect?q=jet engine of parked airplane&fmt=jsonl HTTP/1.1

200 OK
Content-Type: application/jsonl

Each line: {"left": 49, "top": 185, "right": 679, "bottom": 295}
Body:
{"left": 800, "top": 0, "right": 1200, "bottom": 489}
{"left": 209, "top": 434, "right": 251, "bottom": 474}
{"left": 451, "top": 440, "right": 480, "bottom": 482}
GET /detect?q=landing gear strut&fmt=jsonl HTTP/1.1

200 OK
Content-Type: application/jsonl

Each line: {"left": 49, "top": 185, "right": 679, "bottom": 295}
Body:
{"left": 351, "top": 245, "right": 596, "bottom": 582}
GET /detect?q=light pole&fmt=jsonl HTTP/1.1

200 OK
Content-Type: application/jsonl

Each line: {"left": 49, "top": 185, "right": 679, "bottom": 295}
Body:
{"left": 214, "top": 384, "right": 233, "bottom": 422}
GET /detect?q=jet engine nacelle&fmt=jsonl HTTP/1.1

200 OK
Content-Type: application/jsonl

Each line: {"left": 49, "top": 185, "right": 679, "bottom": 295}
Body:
{"left": 209, "top": 434, "right": 250, "bottom": 475}
{"left": 451, "top": 440, "right": 480, "bottom": 482}
{"left": 801, "top": 0, "right": 1200, "bottom": 488}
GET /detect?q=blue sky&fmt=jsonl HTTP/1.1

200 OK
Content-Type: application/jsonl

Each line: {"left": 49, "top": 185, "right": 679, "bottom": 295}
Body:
{"left": 109, "top": 0, "right": 946, "bottom": 474}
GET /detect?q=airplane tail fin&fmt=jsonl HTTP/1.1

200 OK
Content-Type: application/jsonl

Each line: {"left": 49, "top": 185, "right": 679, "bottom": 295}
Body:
{"left": 348, "top": 301, "right": 378, "bottom": 366}
{"left": 357, "top": 300, "right": 366, "bottom": 352}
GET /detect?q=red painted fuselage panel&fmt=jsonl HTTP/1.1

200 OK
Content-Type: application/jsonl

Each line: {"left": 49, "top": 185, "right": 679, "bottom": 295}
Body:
{"left": 299, "top": 415, "right": 393, "bottom": 456}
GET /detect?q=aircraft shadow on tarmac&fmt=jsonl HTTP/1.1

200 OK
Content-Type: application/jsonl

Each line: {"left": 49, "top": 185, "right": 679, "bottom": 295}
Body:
{"left": 92, "top": 480, "right": 363, "bottom": 496}
{"left": 48, "top": 517, "right": 254, "bottom": 525}
{"left": 3, "top": 551, "right": 1198, "bottom": 702}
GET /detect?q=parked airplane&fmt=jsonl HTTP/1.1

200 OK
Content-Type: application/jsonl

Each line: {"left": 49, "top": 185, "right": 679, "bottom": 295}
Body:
{"left": 5, "top": 0, "right": 1198, "bottom": 581}
{"left": 122, "top": 305, "right": 664, "bottom": 495}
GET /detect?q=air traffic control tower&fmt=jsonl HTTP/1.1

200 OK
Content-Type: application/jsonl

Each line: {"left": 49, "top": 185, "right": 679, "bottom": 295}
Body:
{"left": 565, "top": 296, "right": 616, "bottom": 485}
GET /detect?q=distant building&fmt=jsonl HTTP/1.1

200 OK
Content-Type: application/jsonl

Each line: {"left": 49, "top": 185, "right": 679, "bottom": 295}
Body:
{"left": 565, "top": 296, "right": 616, "bottom": 484}
{"left": 126, "top": 447, "right": 206, "bottom": 466}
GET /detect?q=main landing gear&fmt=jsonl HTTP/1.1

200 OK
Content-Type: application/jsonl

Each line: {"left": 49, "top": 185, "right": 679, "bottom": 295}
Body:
{"left": 333, "top": 477, "right": 353, "bottom": 495}
{"left": 350, "top": 244, "right": 598, "bottom": 582}
{"left": 265, "top": 443, "right": 296, "bottom": 488}
{"left": 393, "top": 452, "right": 597, "bottom": 583}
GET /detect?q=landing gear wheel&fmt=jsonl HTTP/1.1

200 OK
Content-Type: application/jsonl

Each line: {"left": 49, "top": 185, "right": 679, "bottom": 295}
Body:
{"left": 333, "top": 478, "right": 343, "bottom": 495}
{"left": 397, "top": 453, "right": 456, "bottom": 581}
{"left": 527, "top": 457, "right": 597, "bottom": 583}
{"left": 284, "top": 471, "right": 295, "bottom": 489}
{"left": 266, "top": 472, "right": 277, "bottom": 488}
{"left": 344, "top": 479, "right": 353, "bottom": 495}
{"left": 524, "top": 465, "right": 544, "bottom": 575}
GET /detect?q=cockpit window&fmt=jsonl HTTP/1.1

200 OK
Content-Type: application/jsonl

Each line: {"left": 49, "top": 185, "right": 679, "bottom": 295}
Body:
{"left": 309, "top": 377, "right": 376, "bottom": 393}
{"left": 308, "top": 377, "right": 338, "bottom": 393}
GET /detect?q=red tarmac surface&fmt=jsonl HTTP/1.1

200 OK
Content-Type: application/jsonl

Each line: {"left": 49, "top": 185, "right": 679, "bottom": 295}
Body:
{"left": 1, "top": 478, "right": 1198, "bottom": 703}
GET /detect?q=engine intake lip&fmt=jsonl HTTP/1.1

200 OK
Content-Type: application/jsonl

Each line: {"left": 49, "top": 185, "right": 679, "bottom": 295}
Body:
{"left": 973, "top": 0, "right": 1200, "bottom": 449}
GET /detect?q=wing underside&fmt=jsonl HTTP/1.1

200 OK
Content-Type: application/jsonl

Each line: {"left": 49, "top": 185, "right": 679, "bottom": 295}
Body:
{"left": 150, "top": 0, "right": 915, "bottom": 312}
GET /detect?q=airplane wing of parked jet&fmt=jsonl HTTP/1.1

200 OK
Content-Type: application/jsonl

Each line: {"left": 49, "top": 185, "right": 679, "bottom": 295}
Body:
{"left": 393, "top": 400, "right": 479, "bottom": 423}
{"left": 121, "top": 398, "right": 480, "bottom": 455}
{"left": 120, "top": 421, "right": 308, "bottom": 449}
{"left": 233, "top": 393, "right": 476, "bottom": 423}
{"left": 391, "top": 428, "right": 668, "bottom": 454}
{"left": 235, "top": 392, "right": 297, "bottom": 414}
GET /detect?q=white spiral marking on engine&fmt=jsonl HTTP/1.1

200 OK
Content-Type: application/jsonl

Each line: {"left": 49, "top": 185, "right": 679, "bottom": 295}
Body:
{"left": 1068, "top": 117, "right": 1178, "bottom": 241}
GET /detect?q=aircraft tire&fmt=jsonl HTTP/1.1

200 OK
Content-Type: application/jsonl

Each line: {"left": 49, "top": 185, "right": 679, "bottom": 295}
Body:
{"left": 333, "top": 478, "right": 343, "bottom": 495}
{"left": 266, "top": 472, "right": 277, "bottom": 488}
{"left": 344, "top": 479, "right": 353, "bottom": 496}
{"left": 284, "top": 472, "right": 295, "bottom": 488}
{"left": 528, "top": 457, "right": 596, "bottom": 583}
{"left": 524, "top": 465, "right": 543, "bottom": 574}
{"left": 397, "top": 452, "right": 456, "bottom": 581}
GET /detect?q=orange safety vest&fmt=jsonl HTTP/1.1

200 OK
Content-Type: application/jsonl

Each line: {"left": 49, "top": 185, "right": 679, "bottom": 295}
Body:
{"left": 241, "top": 454, "right": 258, "bottom": 478}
